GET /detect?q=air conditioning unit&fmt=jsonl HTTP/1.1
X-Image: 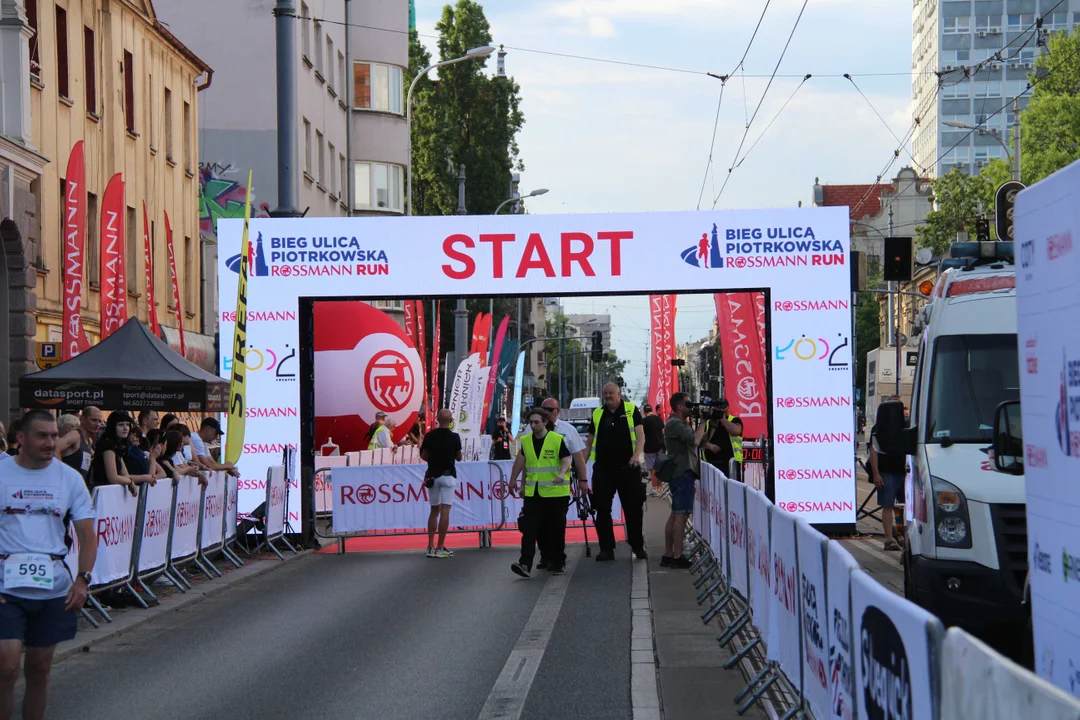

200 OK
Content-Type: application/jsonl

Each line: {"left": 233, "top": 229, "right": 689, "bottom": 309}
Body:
{"left": 989, "top": 26, "right": 1002, "bottom": 34}
{"left": 1009, "top": 61, "right": 1021, "bottom": 69}
{"left": 943, "top": 64, "right": 956, "bottom": 71}
{"left": 977, "top": 30, "right": 988, "bottom": 37}
{"left": 975, "top": 159, "right": 987, "bottom": 167}
{"left": 1023, "top": 61, "right": 1034, "bottom": 69}
{"left": 990, "top": 62, "right": 1003, "bottom": 70}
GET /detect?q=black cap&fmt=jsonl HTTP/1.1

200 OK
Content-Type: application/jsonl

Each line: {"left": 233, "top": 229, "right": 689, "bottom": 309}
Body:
{"left": 643, "top": 404, "right": 652, "bottom": 412}
{"left": 497, "top": 416, "right": 506, "bottom": 421}
{"left": 201, "top": 417, "right": 223, "bottom": 435}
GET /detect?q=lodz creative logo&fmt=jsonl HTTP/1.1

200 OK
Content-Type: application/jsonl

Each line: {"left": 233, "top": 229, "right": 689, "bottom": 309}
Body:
{"left": 775, "top": 334, "right": 850, "bottom": 370}
{"left": 681, "top": 223, "right": 844, "bottom": 270}
{"left": 223, "top": 344, "right": 297, "bottom": 382}
{"left": 226, "top": 232, "right": 390, "bottom": 278}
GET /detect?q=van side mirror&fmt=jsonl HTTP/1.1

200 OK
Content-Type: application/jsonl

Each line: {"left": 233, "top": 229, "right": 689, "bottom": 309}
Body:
{"left": 992, "top": 401, "right": 1023, "bottom": 475}
{"left": 874, "top": 400, "right": 916, "bottom": 455}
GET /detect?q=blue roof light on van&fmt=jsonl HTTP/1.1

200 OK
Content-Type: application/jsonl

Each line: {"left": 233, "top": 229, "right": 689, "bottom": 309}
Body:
{"left": 939, "top": 241, "right": 1014, "bottom": 272}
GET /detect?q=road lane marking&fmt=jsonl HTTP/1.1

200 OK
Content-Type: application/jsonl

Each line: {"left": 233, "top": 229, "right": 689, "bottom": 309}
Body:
{"left": 477, "top": 551, "right": 580, "bottom": 720}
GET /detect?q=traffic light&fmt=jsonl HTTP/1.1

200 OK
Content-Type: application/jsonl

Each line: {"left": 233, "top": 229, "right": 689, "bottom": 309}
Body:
{"left": 975, "top": 216, "right": 991, "bottom": 243}
{"left": 995, "top": 181, "right": 1025, "bottom": 242}
{"left": 590, "top": 330, "right": 603, "bottom": 361}
{"left": 883, "top": 237, "right": 913, "bottom": 282}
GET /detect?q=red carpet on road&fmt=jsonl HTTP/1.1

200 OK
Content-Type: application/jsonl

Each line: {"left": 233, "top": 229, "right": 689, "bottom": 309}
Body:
{"left": 319, "top": 525, "right": 626, "bottom": 553}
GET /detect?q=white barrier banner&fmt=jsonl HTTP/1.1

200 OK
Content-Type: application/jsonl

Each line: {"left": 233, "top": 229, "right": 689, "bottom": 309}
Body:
{"left": 767, "top": 506, "right": 801, "bottom": 681}
{"left": 170, "top": 477, "right": 202, "bottom": 560}
{"left": 826, "top": 541, "right": 859, "bottom": 720}
{"left": 63, "top": 526, "right": 79, "bottom": 580}
{"left": 138, "top": 481, "right": 174, "bottom": 573}
{"left": 711, "top": 469, "right": 725, "bottom": 569}
{"left": 266, "top": 465, "right": 287, "bottom": 537}
{"left": 746, "top": 487, "right": 773, "bottom": 642}
{"left": 90, "top": 485, "right": 138, "bottom": 586}
{"left": 225, "top": 475, "right": 238, "bottom": 542}
{"left": 726, "top": 478, "right": 748, "bottom": 596}
{"left": 496, "top": 460, "right": 623, "bottom": 528}
{"left": 797, "top": 517, "right": 831, "bottom": 720}
{"left": 200, "top": 472, "right": 226, "bottom": 550}
{"left": 694, "top": 465, "right": 709, "bottom": 546}
{"left": 940, "top": 627, "right": 1080, "bottom": 720}
{"left": 851, "top": 567, "right": 939, "bottom": 720}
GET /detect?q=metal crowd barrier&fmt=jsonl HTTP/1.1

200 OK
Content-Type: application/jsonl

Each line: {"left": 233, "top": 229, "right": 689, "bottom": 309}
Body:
{"left": 68, "top": 472, "right": 254, "bottom": 626}
{"left": 312, "top": 461, "right": 509, "bottom": 554}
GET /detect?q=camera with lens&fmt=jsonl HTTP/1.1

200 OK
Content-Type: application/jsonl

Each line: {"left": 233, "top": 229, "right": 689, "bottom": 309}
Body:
{"left": 688, "top": 397, "right": 728, "bottom": 420}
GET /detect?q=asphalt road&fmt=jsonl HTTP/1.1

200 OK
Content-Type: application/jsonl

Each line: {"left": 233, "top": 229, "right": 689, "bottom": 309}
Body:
{"left": 40, "top": 546, "right": 634, "bottom": 720}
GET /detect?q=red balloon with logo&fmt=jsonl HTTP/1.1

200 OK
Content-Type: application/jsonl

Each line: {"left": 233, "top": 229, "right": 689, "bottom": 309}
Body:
{"left": 313, "top": 301, "right": 422, "bottom": 453}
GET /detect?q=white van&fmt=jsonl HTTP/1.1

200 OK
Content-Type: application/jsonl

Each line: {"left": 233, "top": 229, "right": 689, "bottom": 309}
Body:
{"left": 879, "top": 242, "right": 1025, "bottom": 635}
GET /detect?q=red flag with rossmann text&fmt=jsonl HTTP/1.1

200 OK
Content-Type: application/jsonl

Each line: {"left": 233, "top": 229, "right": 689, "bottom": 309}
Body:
{"left": 415, "top": 301, "right": 428, "bottom": 429}
{"left": 752, "top": 291, "right": 767, "bottom": 371}
{"left": 648, "top": 295, "right": 671, "bottom": 421}
{"left": 431, "top": 300, "right": 442, "bottom": 414}
{"left": 403, "top": 300, "right": 416, "bottom": 345}
{"left": 164, "top": 211, "right": 186, "bottom": 358}
{"left": 714, "top": 293, "right": 767, "bottom": 440}
{"left": 142, "top": 202, "right": 159, "bottom": 336}
{"left": 99, "top": 173, "right": 127, "bottom": 339}
{"left": 482, "top": 316, "right": 510, "bottom": 425}
{"left": 668, "top": 296, "right": 679, "bottom": 397}
{"left": 62, "top": 142, "right": 91, "bottom": 360}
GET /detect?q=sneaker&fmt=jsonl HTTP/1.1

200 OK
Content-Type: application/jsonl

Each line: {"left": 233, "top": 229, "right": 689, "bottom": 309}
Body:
{"left": 595, "top": 550, "right": 615, "bottom": 562}
{"left": 660, "top": 555, "right": 673, "bottom": 567}
{"left": 511, "top": 562, "right": 531, "bottom": 578}
{"left": 536, "top": 558, "right": 550, "bottom": 570}
{"left": 550, "top": 565, "right": 566, "bottom": 575}
{"left": 436, "top": 548, "right": 454, "bottom": 558}
{"left": 670, "top": 557, "right": 693, "bottom": 569}
{"left": 426, "top": 547, "right": 437, "bottom": 558}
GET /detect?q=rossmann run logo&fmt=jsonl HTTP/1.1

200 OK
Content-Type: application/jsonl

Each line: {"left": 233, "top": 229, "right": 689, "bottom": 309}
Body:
{"left": 225, "top": 232, "right": 390, "bottom": 278}
{"left": 681, "top": 224, "right": 845, "bottom": 269}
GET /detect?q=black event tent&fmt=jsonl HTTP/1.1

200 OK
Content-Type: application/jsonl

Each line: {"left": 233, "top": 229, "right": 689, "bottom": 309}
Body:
{"left": 19, "top": 318, "right": 227, "bottom": 412}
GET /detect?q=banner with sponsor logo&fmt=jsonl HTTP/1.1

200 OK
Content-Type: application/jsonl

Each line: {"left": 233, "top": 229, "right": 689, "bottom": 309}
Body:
{"left": 850, "top": 567, "right": 941, "bottom": 720}
{"left": 449, "top": 353, "right": 488, "bottom": 438}
{"left": 726, "top": 477, "right": 749, "bottom": 596}
{"left": 170, "top": 477, "right": 202, "bottom": 560}
{"left": 225, "top": 172, "right": 253, "bottom": 466}
{"left": 200, "top": 472, "right": 226, "bottom": 550}
{"left": 137, "top": 481, "right": 174, "bottom": 574}
{"left": 797, "top": 517, "right": 831, "bottom": 720}
{"left": 431, "top": 300, "right": 442, "bottom": 416}
{"left": 715, "top": 292, "right": 767, "bottom": 440}
{"left": 141, "top": 202, "right": 159, "bottom": 337}
{"left": 225, "top": 475, "right": 238, "bottom": 542}
{"left": 90, "top": 485, "right": 138, "bottom": 586}
{"left": 62, "top": 141, "right": 91, "bottom": 360}
{"left": 415, "top": 301, "right": 428, "bottom": 430}
{"left": 747, "top": 487, "right": 773, "bottom": 643}
{"left": 1015, "top": 163, "right": 1080, "bottom": 698}
{"left": 265, "top": 465, "right": 287, "bottom": 538}
{"left": 648, "top": 295, "right": 674, "bottom": 421}
{"left": 165, "top": 211, "right": 186, "bottom": 358}
{"left": 403, "top": 300, "right": 416, "bottom": 345}
{"left": 482, "top": 316, "right": 510, "bottom": 429}
{"left": 767, "top": 506, "right": 801, "bottom": 686}
{"left": 99, "top": 173, "right": 127, "bottom": 339}
{"left": 826, "top": 541, "right": 859, "bottom": 720}
{"left": 217, "top": 207, "right": 853, "bottom": 523}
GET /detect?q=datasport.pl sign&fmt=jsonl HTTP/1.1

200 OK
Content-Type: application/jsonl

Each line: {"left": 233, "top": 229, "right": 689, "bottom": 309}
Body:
{"left": 217, "top": 208, "right": 855, "bottom": 524}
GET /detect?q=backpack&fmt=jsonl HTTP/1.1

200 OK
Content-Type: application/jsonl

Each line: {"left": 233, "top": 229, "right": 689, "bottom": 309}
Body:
{"left": 653, "top": 452, "right": 676, "bottom": 485}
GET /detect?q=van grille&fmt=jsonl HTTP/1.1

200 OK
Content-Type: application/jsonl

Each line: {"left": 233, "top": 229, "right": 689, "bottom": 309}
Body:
{"left": 990, "top": 503, "right": 1028, "bottom": 600}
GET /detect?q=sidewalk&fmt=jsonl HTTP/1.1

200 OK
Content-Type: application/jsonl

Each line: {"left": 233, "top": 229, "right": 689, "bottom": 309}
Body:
{"left": 641, "top": 496, "right": 765, "bottom": 720}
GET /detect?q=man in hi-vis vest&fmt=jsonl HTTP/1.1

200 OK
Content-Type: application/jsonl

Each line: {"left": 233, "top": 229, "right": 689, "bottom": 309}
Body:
{"left": 509, "top": 408, "right": 572, "bottom": 578}
{"left": 584, "top": 383, "right": 646, "bottom": 562}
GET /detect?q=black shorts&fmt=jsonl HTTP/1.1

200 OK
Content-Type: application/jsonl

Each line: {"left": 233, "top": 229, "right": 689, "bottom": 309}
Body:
{"left": 0, "top": 595, "right": 78, "bottom": 647}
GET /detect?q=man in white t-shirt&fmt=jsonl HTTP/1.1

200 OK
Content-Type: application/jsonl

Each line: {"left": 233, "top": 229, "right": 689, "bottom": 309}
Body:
{"left": 0, "top": 410, "right": 96, "bottom": 719}
{"left": 191, "top": 418, "right": 239, "bottom": 477}
{"left": 537, "top": 399, "right": 588, "bottom": 570}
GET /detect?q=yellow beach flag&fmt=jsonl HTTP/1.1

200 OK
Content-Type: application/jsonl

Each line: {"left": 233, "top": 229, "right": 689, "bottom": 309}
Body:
{"left": 224, "top": 171, "right": 253, "bottom": 465}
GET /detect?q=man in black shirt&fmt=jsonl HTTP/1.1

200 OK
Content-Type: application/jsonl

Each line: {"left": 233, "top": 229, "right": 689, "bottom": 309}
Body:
{"left": 491, "top": 417, "right": 512, "bottom": 460}
{"left": 584, "top": 383, "right": 646, "bottom": 561}
{"left": 869, "top": 396, "right": 906, "bottom": 551}
{"left": 701, "top": 401, "right": 744, "bottom": 472}
{"left": 421, "top": 409, "right": 463, "bottom": 559}
{"left": 641, "top": 404, "right": 665, "bottom": 496}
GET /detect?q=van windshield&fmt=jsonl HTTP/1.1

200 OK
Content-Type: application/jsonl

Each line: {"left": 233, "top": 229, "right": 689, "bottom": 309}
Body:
{"left": 926, "top": 334, "right": 1018, "bottom": 444}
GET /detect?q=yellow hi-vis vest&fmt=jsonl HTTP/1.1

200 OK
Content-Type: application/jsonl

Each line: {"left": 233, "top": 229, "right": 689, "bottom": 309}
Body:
{"left": 368, "top": 426, "right": 390, "bottom": 451}
{"left": 590, "top": 402, "right": 636, "bottom": 462}
{"left": 522, "top": 431, "right": 569, "bottom": 498}
{"left": 702, "top": 415, "right": 744, "bottom": 463}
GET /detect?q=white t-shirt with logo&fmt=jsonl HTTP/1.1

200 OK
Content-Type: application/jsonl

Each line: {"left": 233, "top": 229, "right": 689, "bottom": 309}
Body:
{"left": 0, "top": 459, "right": 94, "bottom": 599}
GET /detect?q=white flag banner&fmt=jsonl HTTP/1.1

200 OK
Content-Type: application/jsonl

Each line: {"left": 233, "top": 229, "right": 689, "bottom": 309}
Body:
{"left": 138, "top": 481, "right": 174, "bottom": 573}
{"left": 90, "top": 485, "right": 138, "bottom": 586}
{"left": 449, "top": 353, "right": 488, "bottom": 438}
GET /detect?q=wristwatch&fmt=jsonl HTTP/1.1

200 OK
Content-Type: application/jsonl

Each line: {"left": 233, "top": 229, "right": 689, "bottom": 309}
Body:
{"left": 76, "top": 572, "right": 92, "bottom": 585}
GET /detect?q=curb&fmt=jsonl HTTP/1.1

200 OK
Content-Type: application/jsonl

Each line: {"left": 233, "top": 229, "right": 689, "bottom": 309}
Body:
{"left": 55, "top": 549, "right": 314, "bottom": 663}
{"left": 631, "top": 559, "right": 662, "bottom": 720}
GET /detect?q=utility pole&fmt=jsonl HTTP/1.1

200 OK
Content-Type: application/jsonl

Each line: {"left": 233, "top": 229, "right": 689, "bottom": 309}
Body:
{"left": 272, "top": 0, "right": 301, "bottom": 217}
{"left": 453, "top": 165, "right": 468, "bottom": 378}
{"left": 1013, "top": 97, "right": 1021, "bottom": 183}
{"left": 889, "top": 206, "right": 900, "bottom": 396}
{"left": 344, "top": 0, "right": 352, "bottom": 217}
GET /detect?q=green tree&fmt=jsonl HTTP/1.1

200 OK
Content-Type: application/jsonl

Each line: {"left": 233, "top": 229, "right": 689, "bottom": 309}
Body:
{"left": 541, "top": 313, "right": 626, "bottom": 400}
{"left": 1017, "top": 29, "right": 1080, "bottom": 183}
{"left": 407, "top": 2, "right": 525, "bottom": 216}
{"left": 854, "top": 292, "right": 882, "bottom": 402}
{"left": 915, "top": 168, "right": 995, "bottom": 255}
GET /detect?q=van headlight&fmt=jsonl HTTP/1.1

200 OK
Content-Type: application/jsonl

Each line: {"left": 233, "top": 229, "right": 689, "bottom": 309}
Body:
{"left": 931, "top": 476, "right": 972, "bottom": 549}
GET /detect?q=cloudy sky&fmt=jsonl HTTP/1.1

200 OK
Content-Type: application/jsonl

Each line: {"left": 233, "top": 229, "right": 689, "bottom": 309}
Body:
{"left": 414, "top": 0, "right": 913, "bottom": 397}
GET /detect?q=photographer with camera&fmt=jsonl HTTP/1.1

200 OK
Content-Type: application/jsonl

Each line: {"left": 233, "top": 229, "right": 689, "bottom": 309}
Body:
{"left": 699, "top": 398, "right": 743, "bottom": 473}
{"left": 663, "top": 392, "right": 709, "bottom": 568}
{"left": 584, "top": 383, "right": 647, "bottom": 562}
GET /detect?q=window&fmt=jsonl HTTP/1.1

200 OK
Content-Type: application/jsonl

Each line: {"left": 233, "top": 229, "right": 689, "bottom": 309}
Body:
{"left": 126, "top": 206, "right": 137, "bottom": 292}
{"left": 974, "top": 15, "right": 996, "bottom": 32}
{"left": 27, "top": 0, "right": 39, "bottom": 78}
{"left": 86, "top": 192, "right": 99, "bottom": 283}
{"left": 1048, "top": 12, "right": 1067, "bottom": 28}
{"left": 340, "top": 154, "right": 347, "bottom": 206}
{"left": 353, "top": 62, "right": 403, "bottom": 113}
{"left": 301, "top": 3, "right": 310, "bottom": 60}
{"left": 925, "top": 334, "right": 1018, "bottom": 444}
{"left": 146, "top": 73, "right": 153, "bottom": 145}
{"left": 1007, "top": 13, "right": 1034, "bottom": 28}
{"left": 943, "top": 16, "right": 970, "bottom": 33}
{"left": 955, "top": 49, "right": 970, "bottom": 63}
{"left": 316, "top": 130, "right": 325, "bottom": 186}
{"left": 303, "top": 118, "right": 312, "bottom": 175}
{"left": 124, "top": 50, "right": 135, "bottom": 133}
{"left": 313, "top": 20, "right": 322, "bottom": 76}
{"left": 164, "top": 87, "right": 173, "bottom": 159}
{"left": 353, "top": 162, "right": 404, "bottom": 212}
{"left": 183, "top": 101, "right": 191, "bottom": 169}
{"left": 326, "top": 37, "right": 334, "bottom": 90}
{"left": 84, "top": 27, "right": 96, "bottom": 112}
{"left": 327, "top": 142, "right": 336, "bottom": 195}
{"left": 55, "top": 6, "right": 68, "bottom": 98}
{"left": 338, "top": 51, "right": 345, "bottom": 98}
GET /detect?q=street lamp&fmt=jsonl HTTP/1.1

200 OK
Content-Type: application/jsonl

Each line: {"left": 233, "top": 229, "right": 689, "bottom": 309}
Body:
{"left": 406, "top": 45, "right": 496, "bottom": 216}
{"left": 494, "top": 188, "right": 549, "bottom": 215}
{"left": 943, "top": 102, "right": 1021, "bottom": 182}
